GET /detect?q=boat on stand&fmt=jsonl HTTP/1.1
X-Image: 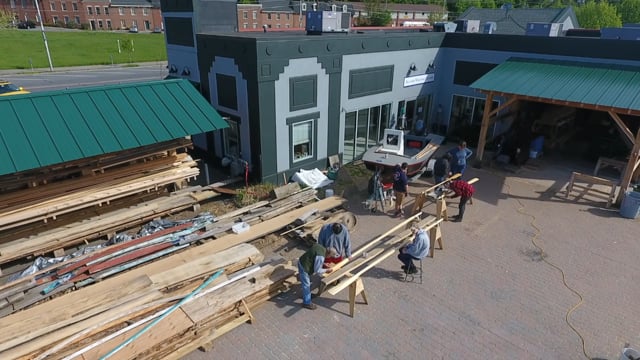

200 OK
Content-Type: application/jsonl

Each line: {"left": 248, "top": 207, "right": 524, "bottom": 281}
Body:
{"left": 362, "top": 128, "right": 445, "bottom": 180}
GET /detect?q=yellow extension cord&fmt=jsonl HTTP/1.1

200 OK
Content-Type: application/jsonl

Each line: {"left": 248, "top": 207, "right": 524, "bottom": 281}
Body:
{"left": 505, "top": 180, "right": 591, "bottom": 360}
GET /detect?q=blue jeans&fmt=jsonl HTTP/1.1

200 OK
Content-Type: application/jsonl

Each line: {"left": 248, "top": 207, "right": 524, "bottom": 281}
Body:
{"left": 297, "top": 261, "right": 312, "bottom": 305}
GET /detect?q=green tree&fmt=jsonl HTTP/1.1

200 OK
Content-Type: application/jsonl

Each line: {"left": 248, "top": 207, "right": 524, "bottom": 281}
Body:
{"left": 455, "top": 0, "right": 482, "bottom": 14}
{"left": 575, "top": 0, "right": 622, "bottom": 29}
{"left": 0, "top": 9, "right": 15, "bottom": 29}
{"left": 618, "top": 0, "right": 640, "bottom": 24}
{"left": 362, "top": 0, "right": 392, "bottom": 26}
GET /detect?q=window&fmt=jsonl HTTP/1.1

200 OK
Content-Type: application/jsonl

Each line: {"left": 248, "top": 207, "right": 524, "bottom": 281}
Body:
{"left": 75, "top": 16, "right": 80, "bottom": 24}
{"left": 50, "top": 3, "right": 55, "bottom": 11}
{"left": 252, "top": 23, "right": 257, "bottom": 28}
{"left": 61, "top": 2, "right": 67, "bottom": 11}
{"left": 343, "top": 104, "right": 391, "bottom": 163}
{"left": 118, "top": 8, "right": 124, "bottom": 15}
{"left": 449, "top": 95, "right": 499, "bottom": 135}
{"left": 243, "top": 22, "right": 248, "bottom": 29}
{"left": 72, "top": 2, "right": 77, "bottom": 11}
{"left": 64, "top": 15, "right": 69, "bottom": 24}
{"left": 87, "top": 7, "right": 92, "bottom": 15}
{"left": 120, "top": 19, "right": 126, "bottom": 28}
{"left": 53, "top": 16, "right": 58, "bottom": 23}
{"left": 292, "top": 121, "right": 314, "bottom": 162}
{"left": 96, "top": 6, "right": 100, "bottom": 15}
{"left": 131, "top": 8, "right": 136, "bottom": 15}
{"left": 224, "top": 117, "right": 241, "bottom": 158}
{"left": 276, "top": 13, "right": 280, "bottom": 20}
{"left": 243, "top": 11, "right": 247, "bottom": 19}
{"left": 98, "top": 20, "right": 103, "bottom": 28}
{"left": 286, "top": 14, "right": 290, "bottom": 20}
{"left": 104, "top": 7, "right": 109, "bottom": 15}
{"left": 132, "top": 19, "right": 138, "bottom": 27}
{"left": 143, "top": 8, "right": 149, "bottom": 16}
{"left": 107, "top": 20, "right": 111, "bottom": 29}
{"left": 252, "top": 11, "right": 256, "bottom": 19}
{"left": 144, "top": 20, "right": 150, "bottom": 30}
{"left": 267, "top": 14, "right": 272, "bottom": 20}
{"left": 286, "top": 23, "right": 290, "bottom": 28}
{"left": 276, "top": 23, "right": 281, "bottom": 28}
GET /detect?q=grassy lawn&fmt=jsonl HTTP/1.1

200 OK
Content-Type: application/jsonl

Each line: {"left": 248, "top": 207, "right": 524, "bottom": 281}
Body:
{"left": 0, "top": 29, "right": 167, "bottom": 69}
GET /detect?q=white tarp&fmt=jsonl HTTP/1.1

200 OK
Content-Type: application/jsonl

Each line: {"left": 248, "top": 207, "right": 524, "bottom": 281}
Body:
{"left": 291, "top": 168, "right": 333, "bottom": 189}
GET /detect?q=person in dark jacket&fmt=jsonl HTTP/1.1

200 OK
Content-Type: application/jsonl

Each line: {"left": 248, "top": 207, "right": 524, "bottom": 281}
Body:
{"left": 393, "top": 162, "right": 409, "bottom": 217}
{"left": 447, "top": 179, "right": 475, "bottom": 222}
{"left": 433, "top": 153, "right": 452, "bottom": 185}
{"left": 297, "top": 244, "right": 338, "bottom": 310}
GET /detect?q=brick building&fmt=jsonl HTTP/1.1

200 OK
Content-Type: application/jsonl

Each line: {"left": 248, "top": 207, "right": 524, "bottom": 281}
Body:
{"left": 0, "top": 0, "right": 163, "bottom": 31}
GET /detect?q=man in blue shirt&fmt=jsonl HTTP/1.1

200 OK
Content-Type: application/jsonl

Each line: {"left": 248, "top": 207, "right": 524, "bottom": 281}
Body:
{"left": 318, "top": 222, "right": 352, "bottom": 266}
{"left": 298, "top": 244, "right": 338, "bottom": 310}
{"left": 397, "top": 221, "right": 430, "bottom": 274}
{"left": 448, "top": 141, "right": 473, "bottom": 176}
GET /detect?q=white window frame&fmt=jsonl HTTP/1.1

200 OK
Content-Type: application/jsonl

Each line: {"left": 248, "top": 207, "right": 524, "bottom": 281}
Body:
{"left": 292, "top": 120, "right": 314, "bottom": 162}
{"left": 118, "top": 7, "right": 124, "bottom": 15}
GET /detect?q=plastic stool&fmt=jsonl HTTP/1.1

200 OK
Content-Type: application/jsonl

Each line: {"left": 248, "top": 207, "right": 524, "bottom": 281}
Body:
{"left": 403, "top": 258, "right": 423, "bottom": 284}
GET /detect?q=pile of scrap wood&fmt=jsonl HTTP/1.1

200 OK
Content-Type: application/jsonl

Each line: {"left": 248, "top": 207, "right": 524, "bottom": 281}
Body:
{"left": 0, "top": 186, "right": 347, "bottom": 358}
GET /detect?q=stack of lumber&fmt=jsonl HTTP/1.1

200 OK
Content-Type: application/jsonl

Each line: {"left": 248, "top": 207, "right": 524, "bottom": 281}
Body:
{"left": 0, "top": 243, "right": 299, "bottom": 359}
{"left": 0, "top": 195, "right": 347, "bottom": 358}
{"left": 0, "top": 138, "right": 192, "bottom": 193}
{"left": 0, "top": 153, "right": 199, "bottom": 232}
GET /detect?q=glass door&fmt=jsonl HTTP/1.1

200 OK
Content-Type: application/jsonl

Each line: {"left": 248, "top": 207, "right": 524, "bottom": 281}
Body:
{"left": 355, "top": 109, "right": 369, "bottom": 159}
{"left": 344, "top": 111, "right": 357, "bottom": 163}
{"left": 368, "top": 106, "right": 381, "bottom": 148}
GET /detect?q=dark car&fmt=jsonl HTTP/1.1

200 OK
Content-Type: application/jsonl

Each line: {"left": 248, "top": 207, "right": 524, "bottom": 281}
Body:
{"left": 17, "top": 20, "right": 36, "bottom": 29}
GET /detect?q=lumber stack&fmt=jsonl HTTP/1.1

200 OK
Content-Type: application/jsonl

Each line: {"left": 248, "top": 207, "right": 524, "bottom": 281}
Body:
{"left": 0, "top": 243, "right": 298, "bottom": 359}
{"left": 0, "top": 153, "right": 199, "bottom": 232}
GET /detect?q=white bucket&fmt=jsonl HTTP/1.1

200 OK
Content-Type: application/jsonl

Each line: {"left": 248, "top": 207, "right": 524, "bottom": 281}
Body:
{"left": 325, "top": 189, "right": 334, "bottom": 198}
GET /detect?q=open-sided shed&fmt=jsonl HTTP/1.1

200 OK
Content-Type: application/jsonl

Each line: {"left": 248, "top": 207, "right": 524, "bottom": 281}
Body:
{"left": 471, "top": 58, "right": 640, "bottom": 204}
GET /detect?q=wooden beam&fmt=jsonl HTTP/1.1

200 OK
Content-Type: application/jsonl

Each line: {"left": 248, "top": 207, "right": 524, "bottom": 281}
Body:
{"left": 616, "top": 127, "right": 640, "bottom": 204}
{"left": 608, "top": 111, "right": 635, "bottom": 146}
{"left": 487, "top": 96, "right": 517, "bottom": 119}
{"left": 328, "top": 248, "right": 396, "bottom": 296}
{"left": 475, "top": 92, "right": 495, "bottom": 165}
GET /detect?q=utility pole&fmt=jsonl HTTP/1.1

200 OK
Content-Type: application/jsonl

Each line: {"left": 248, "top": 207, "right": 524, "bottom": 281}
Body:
{"left": 299, "top": 0, "right": 303, "bottom": 29}
{"left": 34, "top": 0, "right": 54, "bottom": 71}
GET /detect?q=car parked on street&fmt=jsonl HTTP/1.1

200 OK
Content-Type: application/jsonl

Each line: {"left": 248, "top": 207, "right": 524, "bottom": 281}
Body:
{"left": 17, "top": 20, "right": 36, "bottom": 29}
{"left": 0, "top": 81, "right": 30, "bottom": 96}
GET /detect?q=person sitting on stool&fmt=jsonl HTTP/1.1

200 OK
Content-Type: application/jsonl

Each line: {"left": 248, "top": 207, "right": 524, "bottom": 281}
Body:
{"left": 446, "top": 179, "right": 475, "bottom": 223}
{"left": 398, "top": 220, "right": 430, "bottom": 274}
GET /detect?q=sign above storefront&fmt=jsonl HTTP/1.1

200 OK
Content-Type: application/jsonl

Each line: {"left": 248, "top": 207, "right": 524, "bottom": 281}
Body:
{"left": 403, "top": 73, "right": 435, "bottom": 87}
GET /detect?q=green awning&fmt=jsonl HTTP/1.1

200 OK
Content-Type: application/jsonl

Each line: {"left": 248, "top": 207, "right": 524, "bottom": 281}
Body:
{"left": 0, "top": 79, "right": 228, "bottom": 176}
{"left": 471, "top": 58, "right": 640, "bottom": 115}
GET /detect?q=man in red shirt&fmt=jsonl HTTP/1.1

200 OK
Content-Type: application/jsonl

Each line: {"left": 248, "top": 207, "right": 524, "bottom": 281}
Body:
{"left": 446, "top": 179, "right": 475, "bottom": 222}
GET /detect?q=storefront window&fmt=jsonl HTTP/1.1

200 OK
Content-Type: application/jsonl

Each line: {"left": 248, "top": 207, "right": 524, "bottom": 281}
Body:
{"left": 293, "top": 120, "right": 313, "bottom": 162}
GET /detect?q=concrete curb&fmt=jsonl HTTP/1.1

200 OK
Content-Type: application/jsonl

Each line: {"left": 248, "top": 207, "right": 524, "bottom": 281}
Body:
{"left": 0, "top": 61, "right": 168, "bottom": 76}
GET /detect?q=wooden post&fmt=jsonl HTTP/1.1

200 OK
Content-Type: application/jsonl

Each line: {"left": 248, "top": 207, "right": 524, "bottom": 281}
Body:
{"left": 616, "top": 127, "right": 640, "bottom": 204}
{"left": 475, "top": 92, "right": 495, "bottom": 166}
{"left": 428, "top": 223, "right": 443, "bottom": 258}
{"left": 436, "top": 196, "right": 448, "bottom": 221}
{"left": 348, "top": 278, "right": 368, "bottom": 318}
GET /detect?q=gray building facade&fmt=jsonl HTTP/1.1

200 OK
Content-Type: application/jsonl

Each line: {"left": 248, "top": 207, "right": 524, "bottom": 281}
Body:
{"left": 160, "top": 2, "right": 640, "bottom": 185}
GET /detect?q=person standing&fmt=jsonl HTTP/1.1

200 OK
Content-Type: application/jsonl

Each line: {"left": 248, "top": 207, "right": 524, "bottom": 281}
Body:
{"left": 398, "top": 220, "right": 430, "bottom": 274}
{"left": 297, "top": 244, "right": 338, "bottom": 310}
{"left": 447, "top": 179, "right": 475, "bottom": 222}
{"left": 317, "top": 222, "right": 352, "bottom": 266}
{"left": 448, "top": 141, "right": 473, "bottom": 176}
{"left": 433, "top": 153, "right": 452, "bottom": 185}
{"left": 393, "top": 162, "right": 409, "bottom": 217}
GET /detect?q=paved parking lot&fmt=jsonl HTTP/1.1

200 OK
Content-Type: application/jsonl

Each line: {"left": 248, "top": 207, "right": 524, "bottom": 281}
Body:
{"left": 185, "top": 154, "right": 639, "bottom": 360}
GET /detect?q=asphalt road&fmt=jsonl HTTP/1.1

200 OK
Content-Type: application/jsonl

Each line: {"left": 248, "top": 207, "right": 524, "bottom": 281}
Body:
{"left": 0, "top": 62, "right": 169, "bottom": 92}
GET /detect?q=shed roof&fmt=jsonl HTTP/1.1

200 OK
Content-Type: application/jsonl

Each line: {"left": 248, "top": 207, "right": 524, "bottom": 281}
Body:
{"left": 0, "top": 79, "right": 228, "bottom": 176}
{"left": 470, "top": 58, "right": 640, "bottom": 115}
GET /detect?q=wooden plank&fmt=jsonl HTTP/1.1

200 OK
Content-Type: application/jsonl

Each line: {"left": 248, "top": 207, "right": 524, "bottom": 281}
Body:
{"left": 0, "top": 275, "right": 154, "bottom": 353}
{"left": 270, "top": 182, "right": 301, "bottom": 199}
{"left": 328, "top": 248, "right": 397, "bottom": 296}
{"left": 87, "top": 243, "right": 174, "bottom": 274}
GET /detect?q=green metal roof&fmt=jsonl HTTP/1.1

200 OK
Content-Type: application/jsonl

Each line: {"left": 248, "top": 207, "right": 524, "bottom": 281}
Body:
{"left": 470, "top": 59, "right": 640, "bottom": 114}
{"left": 0, "top": 79, "right": 228, "bottom": 176}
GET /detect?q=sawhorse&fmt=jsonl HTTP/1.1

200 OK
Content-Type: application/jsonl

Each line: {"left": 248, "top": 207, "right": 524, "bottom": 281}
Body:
{"left": 348, "top": 278, "right": 368, "bottom": 318}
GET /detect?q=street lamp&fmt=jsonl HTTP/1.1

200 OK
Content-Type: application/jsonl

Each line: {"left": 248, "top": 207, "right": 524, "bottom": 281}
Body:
{"left": 34, "top": 0, "right": 54, "bottom": 71}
